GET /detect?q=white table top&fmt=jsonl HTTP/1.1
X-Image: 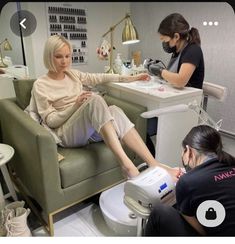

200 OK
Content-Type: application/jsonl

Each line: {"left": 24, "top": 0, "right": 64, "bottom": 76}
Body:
{"left": 0, "top": 144, "right": 15, "bottom": 166}
{"left": 0, "top": 65, "right": 29, "bottom": 79}
{"left": 0, "top": 75, "right": 16, "bottom": 99}
{"left": 106, "top": 77, "right": 203, "bottom": 102}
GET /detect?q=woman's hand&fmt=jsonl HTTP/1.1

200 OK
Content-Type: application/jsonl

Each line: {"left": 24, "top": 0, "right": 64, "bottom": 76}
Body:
{"left": 134, "top": 73, "right": 151, "bottom": 81}
{"left": 125, "top": 72, "right": 151, "bottom": 83}
{"left": 76, "top": 91, "right": 92, "bottom": 107}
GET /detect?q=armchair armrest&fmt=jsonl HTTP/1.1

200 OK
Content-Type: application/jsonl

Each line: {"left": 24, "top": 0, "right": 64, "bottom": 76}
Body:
{"left": 0, "top": 98, "right": 61, "bottom": 212}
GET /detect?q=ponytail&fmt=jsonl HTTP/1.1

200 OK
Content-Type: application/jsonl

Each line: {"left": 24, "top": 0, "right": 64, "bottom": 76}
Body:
{"left": 217, "top": 148, "right": 235, "bottom": 166}
{"left": 188, "top": 27, "right": 201, "bottom": 45}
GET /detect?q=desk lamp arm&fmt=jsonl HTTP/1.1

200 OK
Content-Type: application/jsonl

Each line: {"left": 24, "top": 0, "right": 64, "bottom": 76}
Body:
{"left": 141, "top": 100, "right": 222, "bottom": 131}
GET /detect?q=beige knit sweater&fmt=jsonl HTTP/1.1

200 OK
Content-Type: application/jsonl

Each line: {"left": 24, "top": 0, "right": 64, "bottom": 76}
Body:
{"left": 28, "top": 69, "right": 127, "bottom": 129}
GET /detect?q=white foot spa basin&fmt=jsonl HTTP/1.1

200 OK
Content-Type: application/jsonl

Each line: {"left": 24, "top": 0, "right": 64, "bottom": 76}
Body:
{"left": 99, "top": 182, "right": 137, "bottom": 236}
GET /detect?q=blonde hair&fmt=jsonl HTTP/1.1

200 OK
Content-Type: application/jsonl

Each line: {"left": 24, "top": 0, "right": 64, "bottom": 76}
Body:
{"left": 43, "top": 35, "right": 72, "bottom": 72}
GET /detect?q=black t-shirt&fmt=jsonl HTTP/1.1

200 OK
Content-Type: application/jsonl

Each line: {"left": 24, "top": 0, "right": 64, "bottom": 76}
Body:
{"left": 170, "top": 43, "right": 205, "bottom": 89}
{"left": 176, "top": 157, "right": 235, "bottom": 236}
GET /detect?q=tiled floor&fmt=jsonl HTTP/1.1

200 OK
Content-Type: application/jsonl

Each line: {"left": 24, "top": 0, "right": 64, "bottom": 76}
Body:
{"left": 32, "top": 202, "right": 120, "bottom": 237}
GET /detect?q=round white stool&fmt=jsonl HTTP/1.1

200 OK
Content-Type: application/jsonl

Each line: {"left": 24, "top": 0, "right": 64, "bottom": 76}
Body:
{"left": 0, "top": 143, "right": 18, "bottom": 210}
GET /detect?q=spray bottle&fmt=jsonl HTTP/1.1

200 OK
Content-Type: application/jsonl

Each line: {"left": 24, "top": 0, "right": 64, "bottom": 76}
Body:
{"left": 114, "top": 53, "right": 123, "bottom": 74}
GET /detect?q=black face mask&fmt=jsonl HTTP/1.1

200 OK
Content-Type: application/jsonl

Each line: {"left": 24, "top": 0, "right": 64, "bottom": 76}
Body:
{"left": 181, "top": 156, "right": 192, "bottom": 172}
{"left": 162, "top": 41, "right": 176, "bottom": 54}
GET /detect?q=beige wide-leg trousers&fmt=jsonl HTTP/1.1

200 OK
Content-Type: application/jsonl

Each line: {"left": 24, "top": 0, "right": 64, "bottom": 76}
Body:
{"left": 56, "top": 94, "right": 134, "bottom": 147}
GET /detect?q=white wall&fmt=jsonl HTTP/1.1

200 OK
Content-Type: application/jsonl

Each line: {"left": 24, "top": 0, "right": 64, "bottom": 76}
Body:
{"left": 0, "top": 2, "right": 25, "bottom": 99}
{"left": 19, "top": 2, "right": 131, "bottom": 78}
{"left": 0, "top": 2, "right": 24, "bottom": 65}
{"left": 129, "top": 2, "right": 235, "bottom": 134}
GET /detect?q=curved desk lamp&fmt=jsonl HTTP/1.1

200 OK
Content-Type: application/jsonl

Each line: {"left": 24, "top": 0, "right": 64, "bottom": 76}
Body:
{"left": 102, "top": 13, "right": 139, "bottom": 74}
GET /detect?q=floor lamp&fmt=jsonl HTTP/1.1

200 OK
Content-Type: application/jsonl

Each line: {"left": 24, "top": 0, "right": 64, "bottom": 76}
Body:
{"left": 102, "top": 13, "right": 140, "bottom": 74}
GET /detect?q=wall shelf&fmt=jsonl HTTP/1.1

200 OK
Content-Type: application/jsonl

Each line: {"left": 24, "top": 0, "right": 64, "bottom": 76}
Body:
{"left": 46, "top": 2, "right": 88, "bottom": 65}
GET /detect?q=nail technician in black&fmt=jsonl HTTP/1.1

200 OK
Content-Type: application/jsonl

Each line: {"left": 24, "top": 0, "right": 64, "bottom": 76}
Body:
{"left": 146, "top": 12, "right": 205, "bottom": 156}
{"left": 145, "top": 125, "right": 235, "bottom": 236}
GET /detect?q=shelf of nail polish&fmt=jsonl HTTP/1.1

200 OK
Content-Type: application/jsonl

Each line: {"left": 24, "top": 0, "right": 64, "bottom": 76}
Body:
{"left": 46, "top": 3, "right": 88, "bottom": 65}
{"left": 72, "top": 47, "right": 87, "bottom": 55}
{"left": 72, "top": 55, "right": 87, "bottom": 64}
{"left": 59, "top": 16, "right": 76, "bottom": 23}
{"left": 50, "top": 24, "right": 62, "bottom": 32}
{"left": 49, "top": 15, "right": 57, "bottom": 23}
{"left": 69, "top": 33, "right": 87, "bottom": 40}
{"left": 63, "top": 25, "right": 87, "bottom": 32}
{"left": 48, "top": 6, "right": 86, "bottom": 16}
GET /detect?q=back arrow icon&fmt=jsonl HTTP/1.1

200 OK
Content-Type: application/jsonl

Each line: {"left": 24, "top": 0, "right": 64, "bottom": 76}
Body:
{"left": 20, "top": 18, "right": 26, "bottom": 29}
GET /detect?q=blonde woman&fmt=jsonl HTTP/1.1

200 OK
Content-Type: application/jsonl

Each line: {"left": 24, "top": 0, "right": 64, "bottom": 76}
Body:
{"left": 26, "top": 34, "right": 180, "bottom": 180}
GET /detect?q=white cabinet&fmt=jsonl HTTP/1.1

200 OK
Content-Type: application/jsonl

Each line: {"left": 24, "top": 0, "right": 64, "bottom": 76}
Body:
{"left": 0, "top": 65, "right": 29, "bottom": 99}
{"left": 0, "top": 76, "right": 15, "bottom": 99}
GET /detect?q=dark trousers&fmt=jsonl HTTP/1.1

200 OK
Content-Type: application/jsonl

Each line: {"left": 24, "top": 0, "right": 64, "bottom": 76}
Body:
{"left": 144, "top": 203, "right": 199, "bottom": 236}
{"left": 146, "top": 118, "right": 158, "bottom": 157}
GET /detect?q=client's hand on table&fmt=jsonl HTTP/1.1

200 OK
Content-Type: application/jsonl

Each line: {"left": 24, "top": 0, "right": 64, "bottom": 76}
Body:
{"left": 125, "top": 73, "right": 151, "bottom": 83}
{"left": 135, "top": 73, "right": 151, "bottom": 82}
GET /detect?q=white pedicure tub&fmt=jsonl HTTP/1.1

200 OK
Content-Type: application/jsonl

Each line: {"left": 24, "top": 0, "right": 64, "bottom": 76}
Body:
{"left": 99, "top": 182, "right": 137, "bottom": 236}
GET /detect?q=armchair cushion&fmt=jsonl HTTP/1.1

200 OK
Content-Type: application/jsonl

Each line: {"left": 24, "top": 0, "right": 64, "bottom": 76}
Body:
{"left": 58, "top": 143, "right": 118, "bottom": 188}
{"left": 13, "top": 79, "right": 35, "bottom": 110}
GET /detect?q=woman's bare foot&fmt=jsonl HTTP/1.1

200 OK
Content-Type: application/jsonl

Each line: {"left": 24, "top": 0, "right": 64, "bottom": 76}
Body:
{"left": 121, "top": 165, "right": 140, "bottom": 179}
{"left": 167, "top": 167, "right": 183, "bottom": 183}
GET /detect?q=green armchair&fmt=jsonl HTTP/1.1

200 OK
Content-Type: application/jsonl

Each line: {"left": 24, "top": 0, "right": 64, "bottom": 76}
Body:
{"left": 0, "top": 78, "right": 147, "bottom": 235}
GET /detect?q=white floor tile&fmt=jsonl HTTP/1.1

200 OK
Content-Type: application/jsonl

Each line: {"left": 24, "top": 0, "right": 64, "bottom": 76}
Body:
{"left": 32, "top": 203, "right": 117, "bottom": 237}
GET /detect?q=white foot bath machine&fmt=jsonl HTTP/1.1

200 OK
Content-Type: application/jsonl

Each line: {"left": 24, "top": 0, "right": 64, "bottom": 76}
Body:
{"left": 99, "top": 166, "right": 176, "bottom": 236}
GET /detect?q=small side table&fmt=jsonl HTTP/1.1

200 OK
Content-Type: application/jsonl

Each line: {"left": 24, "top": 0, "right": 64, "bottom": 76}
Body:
{"left": 0, "top": 143, "right": 18, "bottom": 210}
